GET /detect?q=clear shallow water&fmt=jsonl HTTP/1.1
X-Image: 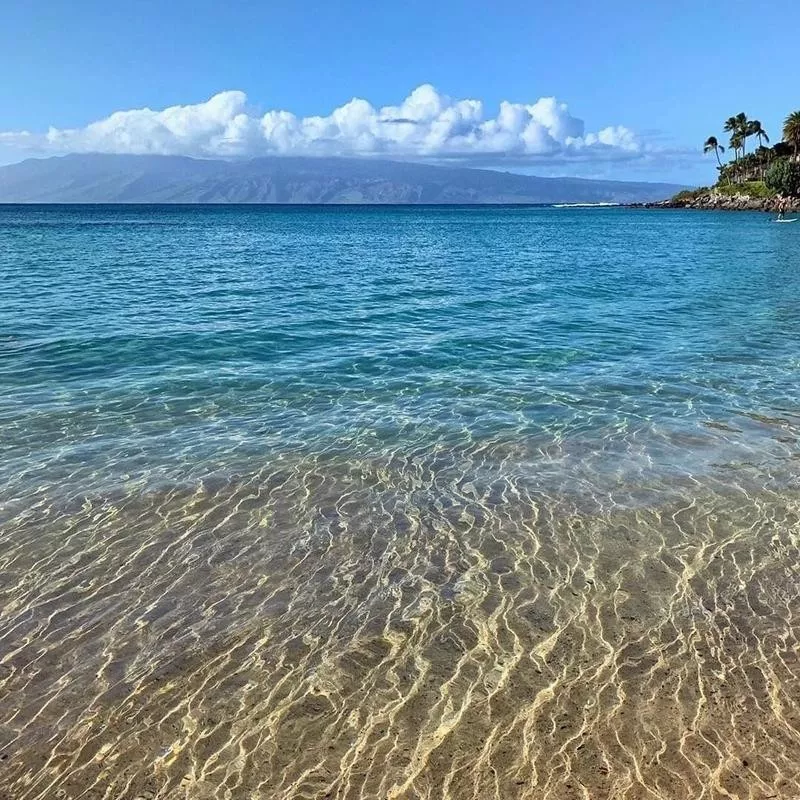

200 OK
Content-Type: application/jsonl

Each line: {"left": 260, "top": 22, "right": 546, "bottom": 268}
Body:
{"left": 2, "top": 205, "right": 800, "bottom": 799}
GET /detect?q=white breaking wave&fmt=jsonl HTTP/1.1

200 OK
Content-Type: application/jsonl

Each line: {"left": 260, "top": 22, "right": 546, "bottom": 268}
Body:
{"left": 552, "top": 202, "right": 621, "bottom": 208}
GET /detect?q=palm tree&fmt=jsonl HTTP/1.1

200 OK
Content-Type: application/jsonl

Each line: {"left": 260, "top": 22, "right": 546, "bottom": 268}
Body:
{"left": 755, "top": 145, "right": 771, "bottom": 180}
{"left": 729, "top": 133, "right": 744, "bottom": 181}
{"left": 724, "top": 115, "right": 743, "bottom": 170}
{"left": 735, "top": 112, "right": 750, "bottom": 154}
{"left": 703, "top": 136, "right": 725, "bottom": 168}
{"left": 748, "top": 120, "right": 769, "bottom": 148}
{"left": 784, "top": 111, "right": 800, "bottom": 161}
{"left": 724, "top": 115, "right": 740, "bottom": 145}
{"left": 729, "top": 133, "right": 743, "bottom": 159}
{"left": 748, "top": 121, "right": 769, "bottom": 178}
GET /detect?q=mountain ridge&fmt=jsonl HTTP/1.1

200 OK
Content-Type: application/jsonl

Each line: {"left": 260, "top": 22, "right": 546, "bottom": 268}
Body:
{"left": 0, "top": 154, "right": 684, "bottom": 204}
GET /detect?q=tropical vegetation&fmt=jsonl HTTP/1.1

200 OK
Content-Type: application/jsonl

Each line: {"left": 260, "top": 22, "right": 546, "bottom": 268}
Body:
{"left": 766, "top": 158, "right": 800, "bottom": 197}
{"left": 703, "top": 109, "right": 800, "bottom": 196}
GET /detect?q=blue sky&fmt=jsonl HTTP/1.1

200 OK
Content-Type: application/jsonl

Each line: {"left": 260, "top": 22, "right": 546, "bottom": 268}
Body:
{"left": 1, "top": 0, "right": 799, "bottom": 183}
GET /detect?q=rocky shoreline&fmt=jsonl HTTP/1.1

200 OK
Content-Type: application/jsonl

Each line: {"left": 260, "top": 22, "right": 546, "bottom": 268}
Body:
{"left": 633, "top": 192, "right": 800, "bottom": 212}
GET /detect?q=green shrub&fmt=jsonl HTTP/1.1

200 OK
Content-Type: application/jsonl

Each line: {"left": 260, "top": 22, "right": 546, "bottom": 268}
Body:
{"left": 714, "top": 180, "right": 772, "bottom": 198}
{"left": 672, "top": 187, "right": 709, "bottom": 202}
{"left": 766, "top": 158, "right": 800, "bottom": 196}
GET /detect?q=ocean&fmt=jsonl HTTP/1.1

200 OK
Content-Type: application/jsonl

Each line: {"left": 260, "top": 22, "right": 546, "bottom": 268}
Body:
{"left": 2, "top": 204, "right": 800, "bottom": 799}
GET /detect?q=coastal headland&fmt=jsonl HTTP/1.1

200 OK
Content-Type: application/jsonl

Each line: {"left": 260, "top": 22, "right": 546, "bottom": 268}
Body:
{"left": 636, "top": 190, "right": 800, "bottom": 212}
{"left": 638, "top": 109, "right": 800, "bottom": 212}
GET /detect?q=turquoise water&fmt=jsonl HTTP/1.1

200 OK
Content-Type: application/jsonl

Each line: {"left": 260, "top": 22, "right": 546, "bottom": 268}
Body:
{"left": 2, "top": 205, "right": 800, "bottom": 799}
{"left": 3, "top": 205, "right": 800, "bottom": 501}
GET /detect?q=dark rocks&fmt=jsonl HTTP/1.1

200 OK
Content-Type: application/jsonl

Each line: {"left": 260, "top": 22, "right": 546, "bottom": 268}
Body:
{"left": 633, "top": 192, "right": 800, "bottom": 213}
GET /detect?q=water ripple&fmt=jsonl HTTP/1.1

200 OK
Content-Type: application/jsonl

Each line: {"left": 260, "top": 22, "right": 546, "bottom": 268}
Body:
{"left": 2, "top": 205, "right": 800, "bottom": 798}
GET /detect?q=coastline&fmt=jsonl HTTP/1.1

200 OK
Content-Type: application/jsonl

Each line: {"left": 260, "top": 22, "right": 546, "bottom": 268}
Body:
{"left": 632, "top": 192, "right": 800, "bottom": 212}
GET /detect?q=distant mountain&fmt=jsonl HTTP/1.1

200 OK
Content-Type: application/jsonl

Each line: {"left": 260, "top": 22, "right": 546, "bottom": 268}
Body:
{"left": 0, "top": 154, "right": 683, "bottom": 204}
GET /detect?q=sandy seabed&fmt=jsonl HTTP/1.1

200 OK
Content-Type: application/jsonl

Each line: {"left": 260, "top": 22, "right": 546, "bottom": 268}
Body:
{"left": 2, "top": 453, "right": 800, "bottom": 800}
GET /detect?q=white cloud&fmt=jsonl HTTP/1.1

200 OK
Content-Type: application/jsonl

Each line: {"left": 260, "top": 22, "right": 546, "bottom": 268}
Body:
{"left": 0, "top": 85, "right": 646, "bottom": 165}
